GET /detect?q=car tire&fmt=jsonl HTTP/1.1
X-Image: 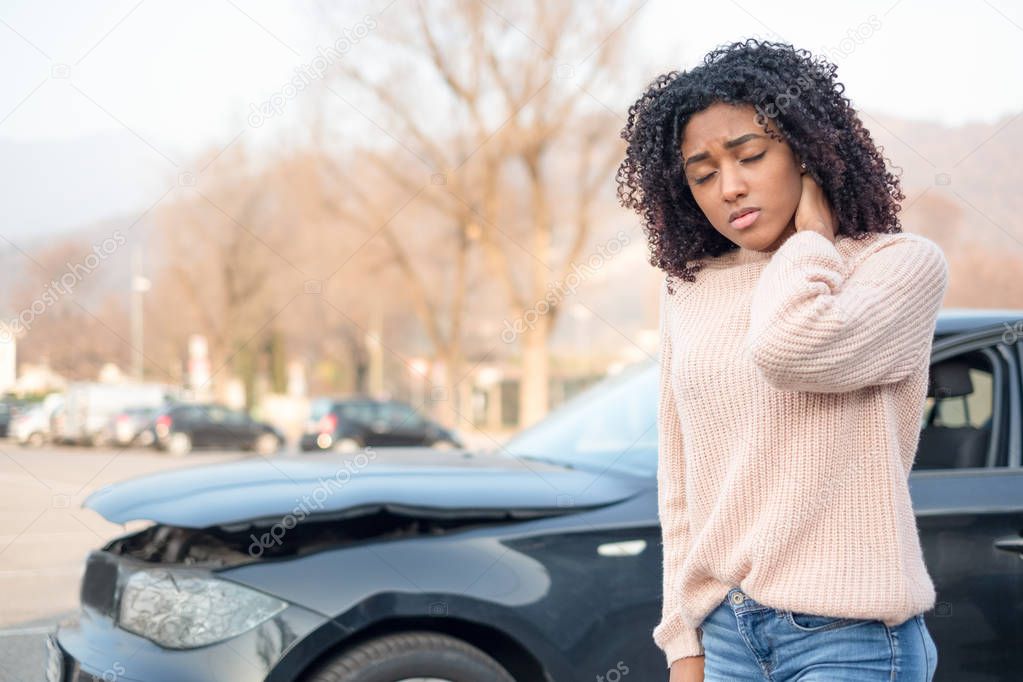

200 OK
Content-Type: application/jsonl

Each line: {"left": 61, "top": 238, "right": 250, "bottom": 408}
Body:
{"left": 136, "top": 430, "right": 155, "bottom": 447}
{"left": 430, "top": 439, "right": 458, "bottom": 451}
{"left": 166, "top": 432, "right": 192, "bottom": 456}
{"left": 254, "top": 433, "right": 281, "bottom": 456}
{"left": 301, "top": 631, "right": 515, "bottom": 682}
{"left": 26, "top": 432, "right": 45, "bottom": 448}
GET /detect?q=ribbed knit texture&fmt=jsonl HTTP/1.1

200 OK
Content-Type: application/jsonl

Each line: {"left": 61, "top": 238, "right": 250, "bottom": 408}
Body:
{"left": 653, "top": 229, "right": 950, "bottom": 670}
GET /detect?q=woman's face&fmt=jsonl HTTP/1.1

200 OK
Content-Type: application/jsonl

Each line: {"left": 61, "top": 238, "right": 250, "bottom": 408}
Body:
{"left": 680, "top": 101, "right": 803, "bottom": 252}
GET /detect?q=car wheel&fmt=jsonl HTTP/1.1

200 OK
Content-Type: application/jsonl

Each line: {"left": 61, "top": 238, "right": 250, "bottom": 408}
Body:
{"left": 333, "top": 437, "right": 362, "bottom": 453}
{"left": 254, "top": 433, "right": 280, "bottom": 456}
{"left": 136, "top": 430, "right": 155, "bottom": 447}
{"left": 430, "top": 439, "right": 458, "bottom": 451}
{"left": 26, "top": 432, "right": 45, "bottom": 448}
{"left": 301, "top": 631, "right": 515, "bottom": 682}
{"left": 166, "top": 432, "right": 192, "bottom": 456}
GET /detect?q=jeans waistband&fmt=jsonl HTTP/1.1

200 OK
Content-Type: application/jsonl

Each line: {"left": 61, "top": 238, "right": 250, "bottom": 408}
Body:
{"left": 724, "top": 587, "right": 774, "bottom": 615}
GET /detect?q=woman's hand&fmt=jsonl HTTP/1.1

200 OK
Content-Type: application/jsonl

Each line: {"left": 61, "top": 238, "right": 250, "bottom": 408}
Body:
{"left": 794, "top": 172, "right": 837, "bottom": 243}
{"left": 669, "top": 654, "right": 705, "bottom": 682}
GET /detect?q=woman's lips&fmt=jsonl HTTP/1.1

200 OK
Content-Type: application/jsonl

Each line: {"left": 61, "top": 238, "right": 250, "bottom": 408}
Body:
{"left": 729, "top": 209, "right": 761, "bottom": 230}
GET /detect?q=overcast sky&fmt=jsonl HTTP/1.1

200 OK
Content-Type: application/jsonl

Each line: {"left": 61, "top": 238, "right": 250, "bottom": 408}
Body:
{"left": 1, "top": 0, "right": 1020, "bottom": 234}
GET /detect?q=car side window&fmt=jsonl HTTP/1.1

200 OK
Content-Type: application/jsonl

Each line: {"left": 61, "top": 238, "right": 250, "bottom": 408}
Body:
{"left": 378, "top": 402, "right": 419, "bottom": 427}
{"left": 916, "top": 349, "right": 1001, "bottom": 470}
{"left": 340, "top": 404, "right": 374, "bottom": 425}
{"left": 204, "top": 406, "right": 228, "bottom": 423}
{"left": 393, "top": 404, "right": 423, "bottom": 427}
{"left": 175, "top": 406, "right": 202, "bottom": 424}
{"left": 928, "top": 369, "right": 992, "bottom": 429}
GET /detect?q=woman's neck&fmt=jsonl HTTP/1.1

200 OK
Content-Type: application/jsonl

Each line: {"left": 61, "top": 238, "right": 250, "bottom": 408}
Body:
{"left": 734, "top": 220, "right": 813, "bottom": 262}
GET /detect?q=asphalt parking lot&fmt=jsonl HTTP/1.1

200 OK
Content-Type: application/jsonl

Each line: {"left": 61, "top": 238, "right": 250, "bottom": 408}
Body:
{"left": 0, "top": 441, "right": 247, "bottom": 682}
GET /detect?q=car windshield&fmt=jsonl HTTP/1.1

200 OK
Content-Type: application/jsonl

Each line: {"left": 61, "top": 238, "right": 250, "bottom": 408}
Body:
{"left": 502, "top": 360, "right": 658, "bottom": 476}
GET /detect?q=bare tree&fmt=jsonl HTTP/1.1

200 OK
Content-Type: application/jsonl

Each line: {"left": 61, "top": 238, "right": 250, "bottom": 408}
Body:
{"left": 268, "top": 147, "right": 412, "bottom": 398}
{"left": 9, "top": 236, "right": 132, "bottom": 380}
{"left": 315, "top": 0, "right": 637, "bottom": 427}
{"left": 151, "top": 145, "right": 305, "bottom": 406}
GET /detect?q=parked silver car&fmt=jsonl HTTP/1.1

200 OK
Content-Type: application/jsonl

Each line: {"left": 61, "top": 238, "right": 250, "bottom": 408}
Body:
{"left": 10, "top": 392, "right": 63, "bottom": 447}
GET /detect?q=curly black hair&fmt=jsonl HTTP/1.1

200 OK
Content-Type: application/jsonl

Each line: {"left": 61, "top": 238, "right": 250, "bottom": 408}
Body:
{"left": 616, "top": 39, "right": 905, "bottom": 294}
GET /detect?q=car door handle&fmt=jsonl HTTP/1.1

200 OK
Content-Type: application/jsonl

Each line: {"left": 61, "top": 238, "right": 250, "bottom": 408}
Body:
{"left": 993, "top": 537, "right": 1023, "bottom": 555}
{"left": 597, "top": 540, "right": 646, "bottom": 557}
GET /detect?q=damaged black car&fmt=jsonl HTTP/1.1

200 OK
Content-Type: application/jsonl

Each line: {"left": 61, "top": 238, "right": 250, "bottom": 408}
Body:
{"left": 48, "top": 310, "right": 1023, "bottom": 681}
{"left": 50, "top": 359, "right": 666, "bottom": 682}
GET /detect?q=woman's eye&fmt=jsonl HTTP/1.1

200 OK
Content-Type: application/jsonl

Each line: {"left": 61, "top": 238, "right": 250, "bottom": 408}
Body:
{"left": 691, "top": 152, "right": 766, "bottom": 186}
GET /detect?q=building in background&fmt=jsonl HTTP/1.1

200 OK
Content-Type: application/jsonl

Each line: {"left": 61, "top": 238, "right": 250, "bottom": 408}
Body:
{"left": 0, "top": 325, "right": 15, "bottom": 394}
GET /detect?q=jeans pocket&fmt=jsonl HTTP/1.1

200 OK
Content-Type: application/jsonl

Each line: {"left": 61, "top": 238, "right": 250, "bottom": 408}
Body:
{"left": 784, "top": 609, "right": 863, "bottom": 633}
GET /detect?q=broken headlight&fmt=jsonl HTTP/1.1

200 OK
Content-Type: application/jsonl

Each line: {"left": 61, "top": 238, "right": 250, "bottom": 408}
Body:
{"left": 117, "top": 568, "right": 287, "bottom": 648}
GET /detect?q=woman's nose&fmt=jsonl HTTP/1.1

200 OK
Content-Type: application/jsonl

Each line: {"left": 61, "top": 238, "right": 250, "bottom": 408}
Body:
{"left": 719, "top": 163, "right": 748, "bottom": 202}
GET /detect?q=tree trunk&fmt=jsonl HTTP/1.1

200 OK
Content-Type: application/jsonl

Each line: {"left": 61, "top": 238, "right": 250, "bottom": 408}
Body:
{"left": 519, "top": 317, "right": 549, "bottom": 428}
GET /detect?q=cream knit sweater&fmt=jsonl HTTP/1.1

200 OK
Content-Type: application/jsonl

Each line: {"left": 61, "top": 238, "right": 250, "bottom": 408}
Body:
{"left": 654, "top": 229, "right": 949, "bottom": 669}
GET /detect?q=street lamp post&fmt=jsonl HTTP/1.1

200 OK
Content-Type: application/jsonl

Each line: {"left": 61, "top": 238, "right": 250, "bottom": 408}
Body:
{"left": 130, "top": 247, "right": 151, "bottom": 381}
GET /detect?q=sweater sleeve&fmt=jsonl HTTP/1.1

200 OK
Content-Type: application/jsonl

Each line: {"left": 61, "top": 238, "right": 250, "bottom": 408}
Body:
{"left": 652, "top": 277, "right": 704, "bottom": 669}
{"left": 742, "top": 230, "right": 949, "bottom": 394}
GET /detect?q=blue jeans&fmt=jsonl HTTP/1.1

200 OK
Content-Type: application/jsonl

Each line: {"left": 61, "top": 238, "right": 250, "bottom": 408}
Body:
{"left": 701, "top": 587, "right": 938, "bottom": 681}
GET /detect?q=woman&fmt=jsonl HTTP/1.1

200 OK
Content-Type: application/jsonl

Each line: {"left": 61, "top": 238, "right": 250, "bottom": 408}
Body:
{"left": 616, "top": 40, "right": 946, "bottom": 681}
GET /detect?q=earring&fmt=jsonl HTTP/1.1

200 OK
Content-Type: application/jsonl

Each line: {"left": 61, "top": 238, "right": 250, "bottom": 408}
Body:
{"left": 800, "top": 162, "right": 807, "bottom": 171}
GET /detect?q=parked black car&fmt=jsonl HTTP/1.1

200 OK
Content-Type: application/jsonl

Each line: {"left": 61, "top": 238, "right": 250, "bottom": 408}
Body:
{"left": 299, "top": 397, "right": 463, "bottom": 452}
{"left": 52, "top": 310, "right": 1023, "bottom": 681}
{"left": 149, "top": 403, "right": 284, "bottom": 456}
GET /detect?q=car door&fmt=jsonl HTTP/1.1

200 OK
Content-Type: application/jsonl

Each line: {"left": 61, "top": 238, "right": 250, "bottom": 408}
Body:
{"left": 173, "top": 406, "right": 206, "bottom": 448}
{"left": 223, "top": 408, "right": 256, "bottom": 449}
{"left": 196, "top": 405, "right": 231, "bottom": 448}
{"left": 381, "top": 401, "right": 429, "bottom": 446}
{"left": 363, "top": 402, "right": 403, "bottom": 446}
{"left": 335, "top": 402, "right": 379, "bottom": 446}
{"left": 911, "top": 332, "right": 1023, "bottom": 681}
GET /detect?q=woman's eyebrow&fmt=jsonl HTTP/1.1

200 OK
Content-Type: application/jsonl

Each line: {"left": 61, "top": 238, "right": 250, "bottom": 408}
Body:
{"left": 683, "top": 133, "right": 766, "bottom": 169}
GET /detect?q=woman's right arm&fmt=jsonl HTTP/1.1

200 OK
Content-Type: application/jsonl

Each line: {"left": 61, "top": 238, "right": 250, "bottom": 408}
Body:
{"left": 670, "top": 655, "right": 705, "bottom": 682}
{"left": 652, "top": 277, "right": 705, "bottom": 675}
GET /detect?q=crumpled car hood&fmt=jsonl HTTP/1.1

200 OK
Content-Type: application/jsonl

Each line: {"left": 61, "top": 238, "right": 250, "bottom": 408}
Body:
{"left": 83, "top": 448, "right": 646, "bottom": 528}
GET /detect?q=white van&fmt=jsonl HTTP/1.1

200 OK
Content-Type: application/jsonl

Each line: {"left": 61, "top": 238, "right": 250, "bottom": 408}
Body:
{"left": 61, "top": 382, "right": 179, "bottom": 446}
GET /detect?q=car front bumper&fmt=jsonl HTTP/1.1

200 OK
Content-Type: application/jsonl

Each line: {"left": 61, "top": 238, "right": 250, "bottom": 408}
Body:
{"left": 299, "top": 433, "right": 335, "bottom": 450}
{"left": 51, "top": 601, "right": 329, "bottom": 682}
